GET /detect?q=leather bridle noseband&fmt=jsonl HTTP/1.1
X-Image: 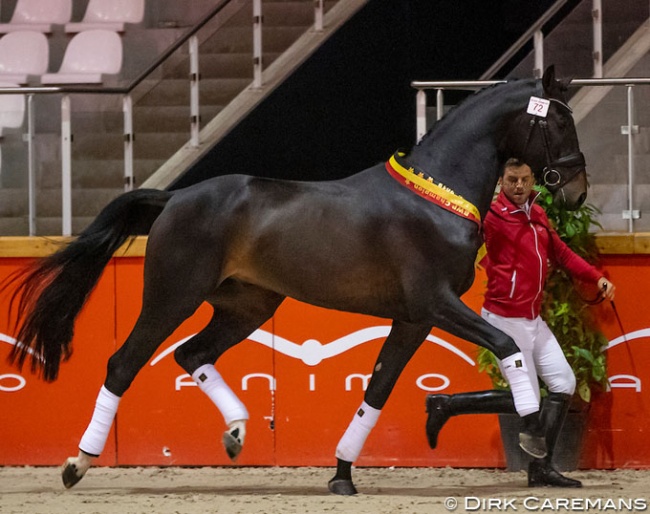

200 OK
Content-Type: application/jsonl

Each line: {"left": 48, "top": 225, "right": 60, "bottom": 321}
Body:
{"left": 521, "top": 97, "right": 585, "bottom": 193}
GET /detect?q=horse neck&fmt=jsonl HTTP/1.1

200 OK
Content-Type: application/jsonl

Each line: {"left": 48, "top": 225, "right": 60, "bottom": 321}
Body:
{"left": 408, "top": 80, "right": 540, "bottom": 217}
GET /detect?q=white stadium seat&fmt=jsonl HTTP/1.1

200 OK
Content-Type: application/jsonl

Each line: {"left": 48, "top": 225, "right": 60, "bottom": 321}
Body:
{"left": 65, "top": 0, "right": 145, "bottom": 33}
{"left": 0, "top": 82, "right": 26, "bottom": 137}
{"left": 0, "top": 31, "right": 49, "bottom": 84}
{"left": 0, "top": 0, "right": 72, "bottom": 34}
{"left": 40, "top": 30, "right": 123, "bottom": 85}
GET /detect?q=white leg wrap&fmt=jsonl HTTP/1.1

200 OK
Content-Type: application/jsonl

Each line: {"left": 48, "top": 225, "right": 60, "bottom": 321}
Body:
{"left": 192, "top": 364, "right": 249, "bottom": 426}
{"left": 78, "top": 385, "right": 121, "bottom": 457}
{"left": 500, "top": 352, "right": 539, "bottom": 417}
{"left": 335, "top": 401, "right": 381, "bottom": 463}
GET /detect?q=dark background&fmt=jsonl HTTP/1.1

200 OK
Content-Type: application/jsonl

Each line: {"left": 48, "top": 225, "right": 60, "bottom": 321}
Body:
{"left": 172, "top": 0, "right": 572, "bottom": 188}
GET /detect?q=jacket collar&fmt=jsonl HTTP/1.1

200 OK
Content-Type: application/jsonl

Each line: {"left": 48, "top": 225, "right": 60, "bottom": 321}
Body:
{"left": 494, "top": 189, "right": 541, "bottom": 216}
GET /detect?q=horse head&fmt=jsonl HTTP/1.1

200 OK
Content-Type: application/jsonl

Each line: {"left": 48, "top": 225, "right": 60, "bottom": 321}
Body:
{"left": 501, "top": 66, "right": 587, "bottom": 210}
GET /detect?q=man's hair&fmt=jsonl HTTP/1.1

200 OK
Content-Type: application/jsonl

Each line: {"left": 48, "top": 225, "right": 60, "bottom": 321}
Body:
{"left": 501, "top": 157, "right": 528, "bottom": 177}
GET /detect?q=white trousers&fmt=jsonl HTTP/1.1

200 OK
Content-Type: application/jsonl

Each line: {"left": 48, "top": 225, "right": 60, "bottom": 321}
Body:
{"left": 482, "top": 308, "right": 576, "bottom": 403}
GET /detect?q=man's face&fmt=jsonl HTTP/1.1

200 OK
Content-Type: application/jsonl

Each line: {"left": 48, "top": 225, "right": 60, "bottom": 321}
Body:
{"left": 499, "top": 164, "right": 535, "bottom": 206}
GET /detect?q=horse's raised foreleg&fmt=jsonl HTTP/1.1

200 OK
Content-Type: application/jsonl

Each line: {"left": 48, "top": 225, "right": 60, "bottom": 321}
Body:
{"left": 173, "top": 280, "right": 285, "bottom": 461}
{"left": 329, "top": 321, "right": 431, "bottom": 495}
{"left": 431, "top": 296, "right": 546, "bottom": 458}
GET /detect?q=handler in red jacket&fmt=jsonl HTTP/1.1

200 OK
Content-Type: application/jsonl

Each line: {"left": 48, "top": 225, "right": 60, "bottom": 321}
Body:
{"left": 426, "top": 158, "right": 615, "bottom": 488}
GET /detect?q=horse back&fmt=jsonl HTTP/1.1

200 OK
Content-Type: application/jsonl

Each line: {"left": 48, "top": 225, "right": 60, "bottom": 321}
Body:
{"left": 149, "top": 168, "right": 481, "bottom": 322}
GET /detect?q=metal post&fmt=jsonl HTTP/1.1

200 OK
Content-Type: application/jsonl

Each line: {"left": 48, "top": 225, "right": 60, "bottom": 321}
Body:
{"left": 314, "top": 0, "right": 324, "bottom": 31}
{"left": 533, "top": 30, "right": 544, "bottom": 78}
{"left": 436, "top": 88, "right": 444, "bottom": 121}
{"left": 123, "top": 94, "right": 134, "bottom": 191}
{"left": 626, "top": 86, "right": 635, "bottom": 232}
{"left": 26, "top": 94, "right": 36, "bottom": 236}
{"left": 592, "top": 0, "right": 603, "bottom": 78}
{"left": 416, "top": 89, "right": 426, "bottom": 142}
{"left": 253, "top": 0, "right": 263, "bottom": 88}
{"left": 189, "top": 35, "right": 200, "bottom": 147}
{"left": 61, "top": 94, "right": 72, "bottom": 236}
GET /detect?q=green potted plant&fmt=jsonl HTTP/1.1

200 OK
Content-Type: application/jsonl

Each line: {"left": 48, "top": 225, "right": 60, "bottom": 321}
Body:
{"left": 477, "top": 186, "right": 609, "bottom": 470}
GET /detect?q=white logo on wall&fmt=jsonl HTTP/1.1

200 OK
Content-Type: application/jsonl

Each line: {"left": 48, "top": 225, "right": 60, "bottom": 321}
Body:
{"left": 604, "top": 329, "right": 650, "bottom": 393}
{"left": 1, "top": 328, "right": 648, "bottom": 393}
{"left": 153, "top": 327, "right": 457, "bottom": 393}
{"left": 151, "top": 326, "right": 476, "bottom": 367}
{"left": 0, "top": 332, "right": 27, "bottom": 392}
{"left": 151, "top": 326, "right": 647, "bottom": 392}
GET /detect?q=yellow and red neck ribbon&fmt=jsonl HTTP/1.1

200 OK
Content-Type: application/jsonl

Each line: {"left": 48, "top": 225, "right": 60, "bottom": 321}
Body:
{"left": 385, "top": 152, "right": 481, "bottom": 227}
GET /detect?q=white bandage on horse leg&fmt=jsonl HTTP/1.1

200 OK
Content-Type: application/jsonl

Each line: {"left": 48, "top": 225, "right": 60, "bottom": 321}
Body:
{"left": 78, "top": 385, "right": 121, "bottom": 457}
{"left": 500, "top": 352, "right": 539, "bottom": 417}
{"left": 335, "top": 401, "right": 381, "bottom": 463}
{"left": 192, "top": 364, "right": 249, "bottom": 426}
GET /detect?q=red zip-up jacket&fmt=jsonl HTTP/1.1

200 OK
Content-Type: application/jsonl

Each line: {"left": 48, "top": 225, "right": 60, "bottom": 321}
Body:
{"left": 482, "top": 190, "right": 602, "bottom": 320}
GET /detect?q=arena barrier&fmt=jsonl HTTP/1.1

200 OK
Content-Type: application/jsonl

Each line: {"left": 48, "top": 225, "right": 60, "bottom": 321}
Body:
{"left": 1, "top": 235, "right": 649, "bottom": 468}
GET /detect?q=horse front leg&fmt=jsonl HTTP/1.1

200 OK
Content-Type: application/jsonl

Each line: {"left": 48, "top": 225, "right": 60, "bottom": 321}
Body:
{"left": 431, "top": 296, "right": 547, "bottom": 459}
{"left": 329, "top": 321, "right": 431, "bottom": 495}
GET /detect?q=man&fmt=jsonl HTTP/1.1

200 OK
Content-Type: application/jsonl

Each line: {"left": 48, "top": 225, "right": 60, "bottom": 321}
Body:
{"left": 425, "top": 158, "right": 615, "bottom": 488}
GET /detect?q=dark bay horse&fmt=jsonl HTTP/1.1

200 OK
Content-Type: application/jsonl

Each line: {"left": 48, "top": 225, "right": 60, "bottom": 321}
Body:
{"left": 7, "top": 66, "right": 587, "bottom": 494}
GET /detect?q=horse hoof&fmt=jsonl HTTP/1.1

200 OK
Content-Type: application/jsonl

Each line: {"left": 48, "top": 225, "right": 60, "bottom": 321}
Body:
{"left": 328, "top": 478, "right": 358, "bottom": 496}
{"left": 222, "top": 430, "right": 242, "bottom": 461}
{"left": 61, "top": 459, "right": 86, "bottom": 489}
{"left": 519, "top": 432, "right": 548, "bottom": 459}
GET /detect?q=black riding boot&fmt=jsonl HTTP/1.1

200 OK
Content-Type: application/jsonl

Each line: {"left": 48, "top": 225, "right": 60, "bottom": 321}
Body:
{"left": 425, "top": 390, "right": 515, "bottom": 448}
{"left": 528, "top": 392, "right": 582, "bottom": 488}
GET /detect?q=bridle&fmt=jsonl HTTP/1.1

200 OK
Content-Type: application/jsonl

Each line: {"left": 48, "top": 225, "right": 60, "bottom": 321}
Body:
{"left": 520, "top": 97, "right": 586, "bottom": 193}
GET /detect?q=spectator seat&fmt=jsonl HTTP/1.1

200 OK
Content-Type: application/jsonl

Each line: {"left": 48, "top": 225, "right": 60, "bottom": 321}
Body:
{"left": 40, "top": 30, "right": 122, "bottom": 85}
{"left": 65, "top": 0, "right": 145, "bottom": 33}
{"left": 0, "top": 82, "right": 26, "bottom": 138}
{"left": 0, "top": 31, "right": 49, "bottom": 84}
{"left": 0, "top": 0, "right": 72, "bottom": 34}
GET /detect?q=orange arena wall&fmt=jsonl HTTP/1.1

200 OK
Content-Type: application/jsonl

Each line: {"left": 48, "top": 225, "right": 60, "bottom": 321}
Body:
{"left": 1, "top": 236, "right": 649, "bottom": 468}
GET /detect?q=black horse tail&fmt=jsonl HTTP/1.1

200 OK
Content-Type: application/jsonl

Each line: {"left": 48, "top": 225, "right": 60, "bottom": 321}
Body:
{"left": 7, "top": 188, "right": 173, "bottom": 382}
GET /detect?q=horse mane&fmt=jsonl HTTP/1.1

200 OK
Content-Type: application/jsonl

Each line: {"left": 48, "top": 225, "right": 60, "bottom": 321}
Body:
{"left": 415, "top": 78, "right": 535, "bottom": 146}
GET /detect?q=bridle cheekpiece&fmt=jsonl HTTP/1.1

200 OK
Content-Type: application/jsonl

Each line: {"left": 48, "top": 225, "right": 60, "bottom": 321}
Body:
{"left": 521, "top": 96, "right": 585, "bottom": 193}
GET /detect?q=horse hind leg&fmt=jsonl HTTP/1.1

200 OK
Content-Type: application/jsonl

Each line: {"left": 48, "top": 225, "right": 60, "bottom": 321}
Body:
{"left": 61, "top": 383, "right": 122, "bottom": 487}
{"left": 62, "top": 450, "right": 94, "bottom": 489}
{"left": 62, "top": 276, "right": 210, "bottom": 487}
{"left": 61, "top": 384, "right": 121, "bottom": 488}
{"left": 61, "top": 217, "right": 246, "bottom": 487}
{"left": 61, "top": 304, "right": 201, "bottom": 488}
{"left": 61, "top": 387, "right": 119, "bottom": 488}
{"left": 173, "top": 280, "right": 285, "bottom": 461}
{"left": 191, "top": 361, "right": 248, "bottom": 462}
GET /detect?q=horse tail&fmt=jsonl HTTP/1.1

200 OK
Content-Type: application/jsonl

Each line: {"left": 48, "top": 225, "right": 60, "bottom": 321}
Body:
{"left": 7, "top": 188, "right": 173, "bottom": 382}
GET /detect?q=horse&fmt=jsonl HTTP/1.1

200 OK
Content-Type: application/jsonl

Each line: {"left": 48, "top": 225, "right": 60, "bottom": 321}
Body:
{"left": 6, "top": 66, "right": 587, "bottom": 495}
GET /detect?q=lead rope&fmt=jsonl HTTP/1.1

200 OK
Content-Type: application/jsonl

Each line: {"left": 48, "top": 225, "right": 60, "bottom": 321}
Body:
{"left": 582, "top": 282, "right": 637, "bottom": 385}
{"left": 606, "top": 287, "right": 638, "bottom": 382}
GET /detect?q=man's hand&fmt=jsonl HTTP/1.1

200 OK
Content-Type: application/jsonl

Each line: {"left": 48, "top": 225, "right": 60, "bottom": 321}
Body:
{"left": 598, "top": 277, "right": 616, "bottom": 301}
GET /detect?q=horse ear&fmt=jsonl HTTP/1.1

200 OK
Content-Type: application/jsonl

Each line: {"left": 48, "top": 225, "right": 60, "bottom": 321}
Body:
{"left": 542, "top": 65, "right": 556, "bottom": 93}
{"left": 542, "top": 65, "right": 570, "bottom": 95}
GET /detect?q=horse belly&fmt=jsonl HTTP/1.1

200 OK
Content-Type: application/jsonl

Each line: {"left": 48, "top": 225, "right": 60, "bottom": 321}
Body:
{"left": 234, "top": 242, "right": 408, "bottom": 319}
